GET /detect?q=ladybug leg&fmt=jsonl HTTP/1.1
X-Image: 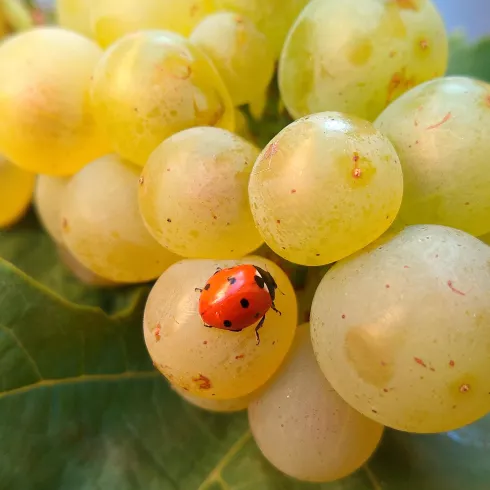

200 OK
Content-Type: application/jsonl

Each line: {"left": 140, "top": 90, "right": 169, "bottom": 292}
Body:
{"left": 203, "top": 323, "right": 213, "bottom": 328}
{"left": 255, "top": 316, "right": 266, "bottom": 345}
{"left": 195, "top": 288, "right": 203, "bottom": 293}
{"left": 271, "top": 301, "right": 282, "bottom": 316}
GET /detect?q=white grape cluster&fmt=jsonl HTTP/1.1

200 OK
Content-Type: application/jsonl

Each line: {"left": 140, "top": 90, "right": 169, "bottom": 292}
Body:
{"left": 1, "top": 0, "right": 490, "bottom": 484}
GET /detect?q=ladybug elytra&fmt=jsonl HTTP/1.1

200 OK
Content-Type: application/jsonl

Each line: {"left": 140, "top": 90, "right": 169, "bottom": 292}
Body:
{"left": 196, "top": 264, "right": 282, "bottom": 345}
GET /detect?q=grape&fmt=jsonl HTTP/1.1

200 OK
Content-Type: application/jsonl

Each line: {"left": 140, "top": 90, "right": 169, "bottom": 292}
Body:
{"left": 90, "top": 0, "right": 216, "bottom": 48}
{"left": 143, "top": 256, "right": 297, "bottom": 400}
{"left": 234, "top": 109, "right": 254, "bottom": 142}
{"left": 34, "top": 176, "right": 70, "bottom": 245}
{"left": 0, "top": 27, "right": 110, "bottom": 176}
{"left": 0, "top": 155, "right": 35, "bottom": 229}
{"left": 375, "top": 76, "right": 490, "bottom": 237}
{"left": 249, "top": 324, "right": 384, "bottom": 482}
{"left": 248, "top": 112, "right": 403, "bottom": 266}
{"left": 139, "top": 127, "right": 263, "bottom": 259}
{"left": 172, "top": 384, "right": 256, "bottom": 413}
{"left": 310, "top": 225, "right": 490, "bottom": 433}
{"left": 61, "top": 154, "right": 179, "bottom": 284}
{"left": 480, "top": 233, "right": 490, "bottom": 246}
{"left": 56, "top": 0, "right": 94, "bottom": 38}
{"left": 214, "top": 0, "right": 310, "bottom": 58}
{"left": 190, "top": 12, "right": 274, "bottom": 107}
{"left": 90, "top": 30, "right": 235, "bottom": 167}
{"left": 279, "top": 0, "right": 448, "bottom": 121}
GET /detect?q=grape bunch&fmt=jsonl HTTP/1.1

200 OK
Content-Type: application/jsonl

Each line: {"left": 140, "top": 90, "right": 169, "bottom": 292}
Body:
{"left": 1, "top": 0, "right": 490, "bottom": 485}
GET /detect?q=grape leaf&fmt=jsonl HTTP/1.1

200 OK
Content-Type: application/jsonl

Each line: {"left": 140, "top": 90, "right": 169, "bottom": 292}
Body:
{"left": 1, "top": 33, "right": 490, "bottom": 490}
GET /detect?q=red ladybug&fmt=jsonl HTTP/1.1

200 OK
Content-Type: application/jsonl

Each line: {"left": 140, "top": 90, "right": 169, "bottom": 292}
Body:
{"left": 196, "top": 264, "right": 281, "bottom": 345}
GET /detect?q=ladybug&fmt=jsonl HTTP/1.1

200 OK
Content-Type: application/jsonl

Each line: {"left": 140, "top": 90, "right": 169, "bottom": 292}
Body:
{"left": 195, "top": 265, "right": 282, "bottom": 345}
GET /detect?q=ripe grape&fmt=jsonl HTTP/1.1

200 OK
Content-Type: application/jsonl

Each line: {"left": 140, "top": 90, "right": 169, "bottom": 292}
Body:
{"left": 143, "top": 257, "right": 297, "bottom": 400}
{"left": 172, "top": 384, "right": 256, "bottom": 413}
{"left": 279, "top": 0, "right": 448, "bottom": 121}
{"left": 310, "top": 225, "right": 490, "bottom": 433}
{"left": 0, "top": 27, "right": 110, "bottom": 176}
{"left": 34, "top": 176, "right": 70, "bottom": 245}
{"left": 0, "top": 156, "right": 35, "bottom": 229}
{"left": 375, "top": 76, "right": 490, "bottom": 237}
{"left": 480, "top": 233, "right": 490, "bottom": 246}
{"left": 190, "top": 12, "right": 274, "bottom": 107}
{"left": 234, "top": 109, "right": 254, "bottom": 142}
{"left": 248, "top": 112, "right": 403, "bottom": 266}
{"left": 61, "top": 154, "right": 179, "bottom": 283}
{"left": 56, "top": 0, "right": 93, "bottom": 38}
{"left": 214, "top": 0, "right": 310, "bottom": 58}
{"left": 139, "top": 127, "right": 263, "bottom": 259}
{"left": 90, "top": 0, "right": 215, "bottom": 48}
{"left": 91, "top": 30, "right": 235, "bottom": 167}
{"left": 249, "top": 324, "right": 384, "bottom": 482}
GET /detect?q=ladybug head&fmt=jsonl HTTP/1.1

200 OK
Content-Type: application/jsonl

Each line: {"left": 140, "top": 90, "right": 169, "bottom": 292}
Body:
{"left": 254, "top": 265, "right": 278, "bottom": 301}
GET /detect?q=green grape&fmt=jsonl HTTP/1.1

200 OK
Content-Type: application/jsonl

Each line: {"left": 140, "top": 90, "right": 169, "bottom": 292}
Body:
{"left": 249, "top": 324, "right": 384, "bottom": 482}
{"left": 279, "top": 0, "right": 448, "bottom": 121}
{"left": 375, "top": 76, "right": 490, "bottom": 237}
{"left": 311, "top": 225, "right": 490, "bottom": 433}
{"left": 34, "top": 176, "right": 70, "bottom": 245}
{"left": 248, "top": 112, "right": 403, "bottom": 266}
{"left": 214, "top": 0, "right": 310, "bottom": 58}
{"left": 190, "top": 12, "right": 274, "bottom": 107}
{"left": 172, "top": 384, "right": 257, "bottom": 413}
{"left": 90, "top": 0, "right": 216, "bottom": 48}
{"left": 56, "top": 0, "right": 94, "bottom": 38}
{"left": 0, "top": 27, "right": 110, "bottom": 176}
{"left": 139, "top": 127, "right": 263, "bottom": 259}
{"left": 91, "top": 30, "right": 235, "bottom": 167}
{"left": 143, "top": 256, "right": 297, "bottom": 400}
{"left": 61, "top": 154, "right": 179, "bottom": 283}
{"left": 0, "top": 155, "right": 35, "bottom": 229}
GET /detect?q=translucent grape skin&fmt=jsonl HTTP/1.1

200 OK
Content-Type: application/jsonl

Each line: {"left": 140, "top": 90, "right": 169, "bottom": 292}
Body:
{"left": 34, "top": 176, "right": 71, "bottom": 245}
{"left": 90, "top": 0, "right": 215, "bottom": 48}
{"left": 0, "top": 156, "right": 35, "bottom": 229}
{"left": 61, "top": 154, "right": 180, "bottom": 284}
{"left": 143, "top": 256, "right": 297, "bottom": 400}
{"left": 190, "top": 12, "right": 274, "bottom": 107}
{"left": 0, "top": 27, "right": 110, "bottom": 176}
{"left": 249, "top": 324, "right": 384, "bottom": 482}
{"left": 311, "top": 225, "right": 490, "bottom": 433}
{"left": 279, "top": 0, "right": 448, "bottom": 121}
{"left": 248, "top": 112, "right": 404, "bottom": 266}
{"left": 90, "top": 30, "right": 235, "bottom": 167}
{"left": 214, "top": 0, "right": 310, "bottom": 58}
{"left": 172, "top": 384, "right": 257, "bottom": 413}
{"left": 375, "top": 76, "right": 490, "bottom": 237}
{"left": 139, "top": 127, "right": 263, "bottom": 259}
{"left": 56, "top": 0, "right": 94, "bottom": 38}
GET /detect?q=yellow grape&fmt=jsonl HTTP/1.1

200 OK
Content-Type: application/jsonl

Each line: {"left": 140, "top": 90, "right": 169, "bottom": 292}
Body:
{"left": 214, "top": 0, "right": 310, "bottom": 58}
{"left": 0, "top": 155, "right": 34, "bottom": 229}
{"left": 375, "top": 77, "right": 490, "bottom": 237}
{"left": 0, "top": 27, "right": 110, "bottom": 176}
{"left": 248, "top": 112, "right": 404, "bottom": 266}
{"left": 234, "top": 109, "right": 254, "bottom": 142}
{"left": 139, "top": 127, "right": 263, "bottom": 259}
{"left": 190, "top": 12, "right": 274, "bottom": 106}
{"left": 172, "top": 384, "right": 256, "bottom": 413}
{"left": 34, "top": 175, "right": 70, "bottom": 245}
{"left": 56, "top": 0, "right": 94, "bottom": 38}
{"left": 480, "top": 233, "right": 490, "bottom": 246}
{"left": 90, "top": 0, "right": 216, "bottom": 48}
{"left": 311, "top": 225, "right": 490, "bottom": 433}
{"left": 143, "top": 257, "right": 297, "bottom": 400}
{"left": 91, "top": 30, "right": 235, "bottom": 167}
{"left": 249, "top": 324, "right": 384, "bottom": 482}
{"left": 61, "top": 154, "right": 179, "bottom": 283}
{"left": 279, "top": 0, "right": 448, "bottom": 121}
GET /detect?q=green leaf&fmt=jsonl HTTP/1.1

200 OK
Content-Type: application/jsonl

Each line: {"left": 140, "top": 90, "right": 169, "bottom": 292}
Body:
{"left": 2, "top": 33, "right": 490, "bottom": 490}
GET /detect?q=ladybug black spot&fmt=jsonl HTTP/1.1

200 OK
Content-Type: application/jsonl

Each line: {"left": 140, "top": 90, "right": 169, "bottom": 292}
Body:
{"left": 254, "top": 274, "right": 265, "bottom": 289}
{"left": 224, "top": 320, "right": 232, "bottom": 328}
{"left": 240, "top": 298, "right": 250, "bottom": 308}
{"left": 227, "top": 277, "right": 237, "bottom": 285}
{"left": 204, "top": 283, "right": 211, "bottom": 291}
